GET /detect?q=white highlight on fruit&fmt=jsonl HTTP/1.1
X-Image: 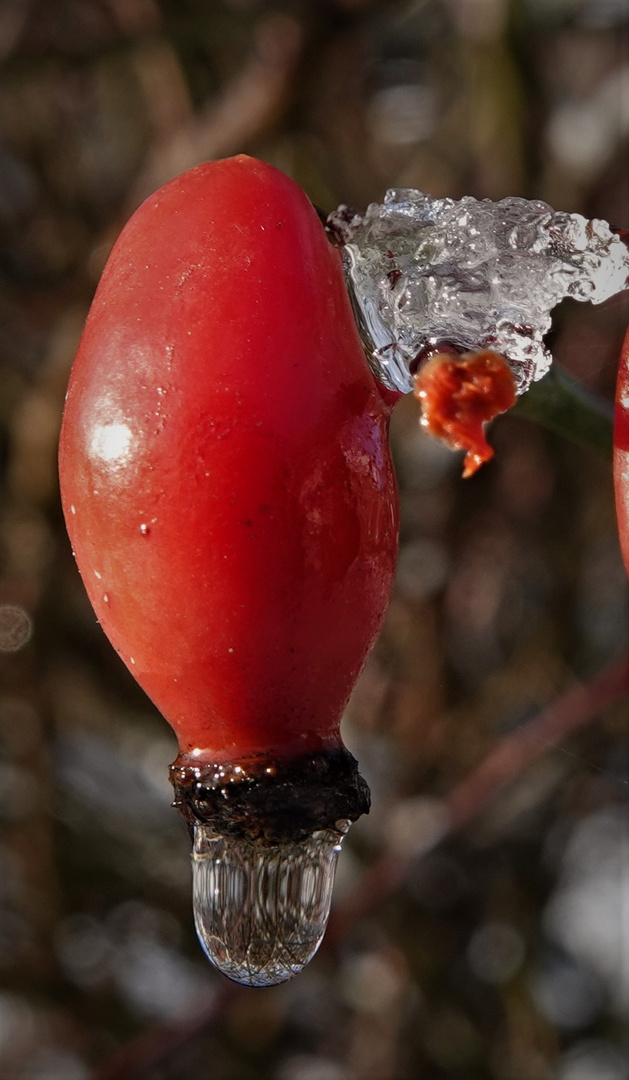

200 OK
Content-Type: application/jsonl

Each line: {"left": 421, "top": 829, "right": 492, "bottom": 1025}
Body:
{"left": 90, "top": 422, "right": 133, "bottom": 464}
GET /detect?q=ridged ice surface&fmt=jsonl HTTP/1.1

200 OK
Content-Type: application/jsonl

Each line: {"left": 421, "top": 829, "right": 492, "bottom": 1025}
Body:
{"left": 192, "top": 822, "right": 348, "bottom": 987}
{"left": 332, "top": 191, "right": 629, "bottom": 394}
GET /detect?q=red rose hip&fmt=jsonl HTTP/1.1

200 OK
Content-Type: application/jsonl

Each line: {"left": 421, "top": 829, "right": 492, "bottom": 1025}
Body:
{"left": 58, "top": 156, "right": 399, "bottom": 984}
{"left": 614, "top": 326, "right": 629, "bottom": 575}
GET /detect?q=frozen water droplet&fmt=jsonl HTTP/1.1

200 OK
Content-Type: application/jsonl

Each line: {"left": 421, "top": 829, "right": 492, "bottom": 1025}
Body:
{"left": 331, "top": 192, "right": 629, "bottom": 395}
{"left": 192, "top": 822, "right": 349, "bottom": 987}
{"left": 139, "top": 523, "right": 150, "bottom": 536}
{"left": 102, "top": 593, "right": 109, "bottom": 604}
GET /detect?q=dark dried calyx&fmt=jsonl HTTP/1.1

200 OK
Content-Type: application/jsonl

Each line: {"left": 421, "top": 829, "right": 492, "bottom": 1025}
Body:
{"left": 170, "top": 746, "right": 370, "bottom": 844}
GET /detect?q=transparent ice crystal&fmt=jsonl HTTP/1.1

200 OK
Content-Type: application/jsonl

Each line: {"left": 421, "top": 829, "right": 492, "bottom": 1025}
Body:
{"left": 331, "top": 191, "right": 629, "bottom": 394}
{"left": 192, "top": 821, "right": 348, "bottom": 987}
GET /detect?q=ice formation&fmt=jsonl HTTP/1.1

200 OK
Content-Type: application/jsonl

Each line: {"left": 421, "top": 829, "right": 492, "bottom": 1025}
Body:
{"left": 330, "top": 191, "right": 629, "bottom": 395}
{"left": 192, "top": 823, "right": 348, "bottom": 986}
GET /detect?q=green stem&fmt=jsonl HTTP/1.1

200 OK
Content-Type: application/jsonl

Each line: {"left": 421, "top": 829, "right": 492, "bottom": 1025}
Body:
{"left": 513, "top": 365, "right": 613, "bottom": 460}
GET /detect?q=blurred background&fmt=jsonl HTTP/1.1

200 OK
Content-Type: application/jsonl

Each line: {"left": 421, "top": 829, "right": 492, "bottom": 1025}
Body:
{"left": 0, "top": 1, "right": 628, "bottom": 1077}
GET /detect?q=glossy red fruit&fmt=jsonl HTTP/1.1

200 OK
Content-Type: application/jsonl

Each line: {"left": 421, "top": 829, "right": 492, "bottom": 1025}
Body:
{"left": 58, "top": 155, "right": 399, "bottom": 774}
{"left": 614, "top": 326, "right": 629, "bottom": 574}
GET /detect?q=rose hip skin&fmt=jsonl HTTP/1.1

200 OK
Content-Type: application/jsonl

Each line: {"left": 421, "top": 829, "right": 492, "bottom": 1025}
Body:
{"left": 59, "top": 156, "right": 399, "bottom": 768}
{"left": 614, "top": 326, "right": 629, "bottom": 574}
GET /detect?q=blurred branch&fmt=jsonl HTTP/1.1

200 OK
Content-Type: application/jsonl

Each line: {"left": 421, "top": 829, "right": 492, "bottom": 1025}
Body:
{"left": 0, "top": 0, "right": 31, "bottom": 61}
{"left": 513, "top": 364, "right": 614, "bottom": 459}
{"left": 94, "top": 986, "right": 240, "bottom": 1080}
{"left": 129, "top": 13, "right": 303, "bottom": 207}
{"left": 93, "top": 649, "right": 629, "bottom": 1080}
{"left": 329, "top": 648, "right": 629, "bottom": 934}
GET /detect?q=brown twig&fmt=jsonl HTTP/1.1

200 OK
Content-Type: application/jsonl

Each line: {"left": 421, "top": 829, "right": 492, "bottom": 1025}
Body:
{"left": 446, "top": 652, "right": 629, "bottom": 828}
{"left": 129, "top": 14, "right": 303, "bottom": 208}
{"left": 93, "top": 985, "right": 241, "bottom": 1080}
{"left": 330, "top": 649, "right": 629, "bottom": 936}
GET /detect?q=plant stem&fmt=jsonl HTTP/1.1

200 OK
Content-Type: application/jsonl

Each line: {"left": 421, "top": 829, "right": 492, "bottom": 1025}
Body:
{"left": 513, "top": 365, "right": 613, "bottom": 459}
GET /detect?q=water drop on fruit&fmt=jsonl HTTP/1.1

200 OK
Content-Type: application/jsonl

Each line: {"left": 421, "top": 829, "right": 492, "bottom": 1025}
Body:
{"left": 192, "top": 822, "right": 348, "bottom": 986}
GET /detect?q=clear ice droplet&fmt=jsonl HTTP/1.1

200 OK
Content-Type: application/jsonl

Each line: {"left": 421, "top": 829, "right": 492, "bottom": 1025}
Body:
{"left": 192, "top": 822, "right": 349, "bottom": 987}
{"left": 330, "top": 192, "right": 629, "bottom": 395}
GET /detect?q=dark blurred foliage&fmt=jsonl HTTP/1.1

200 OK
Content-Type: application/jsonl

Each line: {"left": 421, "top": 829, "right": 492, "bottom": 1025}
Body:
{"left": 0, "top": 1, "right": 628, "bottom": 1078}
